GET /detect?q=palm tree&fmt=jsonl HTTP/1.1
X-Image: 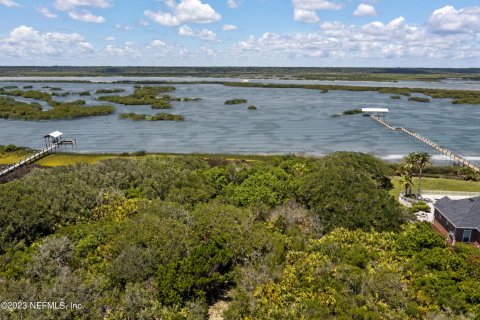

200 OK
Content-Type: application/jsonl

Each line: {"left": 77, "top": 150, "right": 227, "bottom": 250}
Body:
{"left": 411, "top": 152, "right": 431, "bottom": 198}
{"left": 398, "top": 157, "right": 415, "bottom": 197}
{"left": 399, "top": 174, "right": 413, "bottom": 197}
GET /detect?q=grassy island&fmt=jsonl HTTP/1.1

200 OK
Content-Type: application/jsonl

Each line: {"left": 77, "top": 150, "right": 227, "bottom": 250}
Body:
{"left": 247, "top": 105, "right": 257, "bottom": 110}
{"left": 95, "top": 88, "right": 126, "bottom": 94}
{"left": 119, "top": 112, "right": 185, "bottom": 121}
{"left": 97, "top": 86, "right": 176, "bottom": 109}
{"left": 408, "top": 96, "right": 431, "bottom": 103}
{"left": 0, "top": 96, "right": 114, "bottom": 120}
{"left": 225, "top": 98, "right": 248, "bottom": 105}
{"left": 169, "top": 97, "right": 202, "bottom": 102}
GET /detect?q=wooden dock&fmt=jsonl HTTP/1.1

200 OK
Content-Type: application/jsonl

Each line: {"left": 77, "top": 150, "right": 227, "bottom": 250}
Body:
{"left": 370, "top": 116, "right": 480, "bottom": 173}
{"left": 0, "top": 140, "right": 75, "bottom": 178}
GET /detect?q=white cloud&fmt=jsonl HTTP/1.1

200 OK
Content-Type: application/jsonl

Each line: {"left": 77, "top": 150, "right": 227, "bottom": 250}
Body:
{"left": 354, "top": 4, "right": 377, "bottom": 17}
{"left": 68, "top": 10, "right": 105, "bottom": 23}
{"left": 230, "top": 15, "right": 480, "bottom": 65}
{"left": 37, "top": 7, "right": 58, "bottom": 18}
{"left": 151, "top": 39, "right": 166, "bottom": 47}
{"left": 52, "top": 0, "right": 110, "bottom": 23}
{"left": 227, "top": 0, "right": 241, "bottom": 9}
{"left": 294, "top": 9, "right": 320, "bottom": 23}
{"left": 145, "top": 11, "right": 180, "bottom": 26}
{"left": 53, "top": 0, "right": 111, "bottom": 11}
{"left": 105, "top": 36, "right": 116, "bottom": 41}
{"left": 291, "top": 0, "right": 342, "bottom": 23}
{"left": 178, "top": 25, "right": 218, "bottom": 41}
{"left": 0, "top": 25, "right": 94, "bottom": 59}
{"left": 0, "top": 0, "right": 19, "bottom": 7}
{"left": 428, "top": 5, "right": 480, "bottom": 34}
{"left": 292, "top": 0, "right": 342, "bottom": 11}
{"left": 222, "top": 24, "right": 238, "bottom": 31}
{"left": 145, "top": 0, "right": 221, "bottom": 27}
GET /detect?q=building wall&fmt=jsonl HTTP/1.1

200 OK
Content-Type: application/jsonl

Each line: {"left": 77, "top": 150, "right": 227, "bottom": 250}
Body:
{"left": 434, "top": 209, "right": 455, "bottom": 233}
{"left": 472, "top": 229, "right": 480, "bottom": 243}
{"left": 433, "top": 208, "right": 480, "bottom": 243}
{"left": 454, "top": 227, "right": 479, "bottom": 243}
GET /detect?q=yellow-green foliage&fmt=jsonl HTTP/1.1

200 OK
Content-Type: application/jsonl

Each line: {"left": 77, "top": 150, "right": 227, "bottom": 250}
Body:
{"left": 233, "top": 224, "right": 480, "bottom": 319}
{"left": 90, "top": 192, "right": 143, "bottom": 222}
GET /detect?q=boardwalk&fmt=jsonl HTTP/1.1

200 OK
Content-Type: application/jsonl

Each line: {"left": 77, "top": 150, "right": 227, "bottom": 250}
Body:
{"left": 370, "top": 116, "right": 480, "bottom": 173}
{"left": 0, "top": 135, "right": 76, "bottom": 178}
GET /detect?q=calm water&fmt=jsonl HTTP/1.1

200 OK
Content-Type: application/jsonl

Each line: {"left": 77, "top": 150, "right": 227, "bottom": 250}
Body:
{"left": 1, "top": 79, "right": 479, "bottom": 164}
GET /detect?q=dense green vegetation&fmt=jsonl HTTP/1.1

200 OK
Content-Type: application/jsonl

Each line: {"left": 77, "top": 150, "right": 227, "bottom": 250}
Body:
{"left": 1, "top": 152, "right": 478, "bottom": 319}
{"left": 223, "top": 82, "right": 480, "bottom": 105}
{"left": 247, "top": 105, "right": 257, "bottom": 110}
{"left": 119, "top": 112, "right": 185, "bottom": 121}
{"left": 97, "top": 86, "right": 175, "bottom": 109}
{"left": 409, "top": 97, "right": 431, "bottom": 103}
{"left": 225, "top": 98, "right": 248, "bottom": 105}
{"left": 0, "top": 96, "right": 114, "bottom": 120}
{"left": 95, "top": 88, "right": 125, "bottom": 94}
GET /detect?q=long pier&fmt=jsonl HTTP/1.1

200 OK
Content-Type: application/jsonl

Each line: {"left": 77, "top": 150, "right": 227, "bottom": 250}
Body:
{"left": 370, "top": 115, "right": 480, "bottom": 173}
{"left": 0, "top": 139, "right": 75, "bottom": 178}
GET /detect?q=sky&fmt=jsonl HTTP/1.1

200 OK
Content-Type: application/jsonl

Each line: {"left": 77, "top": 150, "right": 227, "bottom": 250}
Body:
{"left": 0, "top": 0, "right": 479, "bottom": 67}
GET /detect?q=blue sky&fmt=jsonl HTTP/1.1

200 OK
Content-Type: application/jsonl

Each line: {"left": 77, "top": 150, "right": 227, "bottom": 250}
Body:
{"left": 0, "top": 0, "right": 479, "bottom": 66}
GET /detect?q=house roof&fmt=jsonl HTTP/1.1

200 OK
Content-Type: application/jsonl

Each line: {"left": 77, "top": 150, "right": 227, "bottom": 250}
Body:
{"left": 434, "top": 196, "right": 480, "bottom": 230}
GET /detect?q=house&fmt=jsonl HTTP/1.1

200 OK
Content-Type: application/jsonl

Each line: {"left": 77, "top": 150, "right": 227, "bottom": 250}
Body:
{"left": 433, "top": 196, "right": 480, "bottom": 243}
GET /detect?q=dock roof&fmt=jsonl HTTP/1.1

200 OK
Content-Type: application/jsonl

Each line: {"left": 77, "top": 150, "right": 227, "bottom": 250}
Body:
{"left": 361, "top": 108, "right": 389, "bottom": 113}
{"left": 44, "top": 131, "right": 63, "bottom": 138}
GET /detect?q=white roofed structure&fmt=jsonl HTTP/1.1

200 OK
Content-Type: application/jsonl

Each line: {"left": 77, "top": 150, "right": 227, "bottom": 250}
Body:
{"left": 44, "top": 131, "right": 63, "bottom": 138}
{"left": 361, "top": 108, "right": 389, "bottom": 113}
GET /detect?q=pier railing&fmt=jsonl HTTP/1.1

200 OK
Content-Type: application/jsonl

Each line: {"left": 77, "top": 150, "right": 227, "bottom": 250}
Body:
{"left": 370, "top": 116, "right": 480, "bottom": 173}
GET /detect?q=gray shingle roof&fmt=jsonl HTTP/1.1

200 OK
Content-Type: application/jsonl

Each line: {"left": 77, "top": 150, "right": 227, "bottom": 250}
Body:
{"left": 435, "top": 196, "right": 480, "bottom": 230}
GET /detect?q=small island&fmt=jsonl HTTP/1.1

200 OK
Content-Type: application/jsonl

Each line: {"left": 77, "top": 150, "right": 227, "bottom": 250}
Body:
{"left": 119, "top": 112, "right": 185, "bottom": 121}
{"left": 408, "top": 97, "right": 431, "bottom": 103}
{"left": 225, "top": 98, "right": 248, "bottom": 105}
{"left": 247, "top": 105, "right": 257, "bottom": 110}
{"left": 95, "top": 88, "right": 126, "bottom": 94}
{"left": 97, "top": 86, "right": 176, "bottom": 109}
